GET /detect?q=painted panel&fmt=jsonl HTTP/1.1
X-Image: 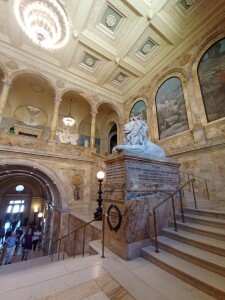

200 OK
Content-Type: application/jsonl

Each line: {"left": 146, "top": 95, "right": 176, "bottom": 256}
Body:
{"left": 130, "top": 100, "right": 147, "bottom": 121}
{"left": 198, "top": 38, "right": 225, "bottom": 122}
{"left": 156, "top": 77, "right": 189, "bottom": 139}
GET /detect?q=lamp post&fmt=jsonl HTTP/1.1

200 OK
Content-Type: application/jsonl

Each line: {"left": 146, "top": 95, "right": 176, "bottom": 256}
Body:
{"left": 94, "top": 171, "right": 105, "bottom": 220}
{"left": 32, "top": 207, "right": 38, "bottom": 227}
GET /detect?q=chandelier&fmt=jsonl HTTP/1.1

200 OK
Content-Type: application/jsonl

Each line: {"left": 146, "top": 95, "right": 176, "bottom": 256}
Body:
{"left": 14, "top": 0, "right": 70, "bottom": 49}
{"left": 63, "top": 99, "right": 75, "bottom": 126}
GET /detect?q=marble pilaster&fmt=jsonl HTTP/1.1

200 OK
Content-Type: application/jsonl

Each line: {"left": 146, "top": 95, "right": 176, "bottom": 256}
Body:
{"left": 50, "top": 96, "right": 62, "bottom": 140}
{"left": 90, "top": 110, "right": 97, "bottom": 148}
{"left": 0, "top": 79, "right": 12, "bottom": 123}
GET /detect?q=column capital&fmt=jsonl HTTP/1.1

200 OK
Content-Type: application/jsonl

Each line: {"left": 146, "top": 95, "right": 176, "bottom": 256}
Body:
{"left": 2, "top": 79, "right": 12, "bottom": 86}
{"left": 91, "top": 110, "right": 98, "bottom": 117}
{"left": 54, "top": 96, "right": 62, "bottom": 105}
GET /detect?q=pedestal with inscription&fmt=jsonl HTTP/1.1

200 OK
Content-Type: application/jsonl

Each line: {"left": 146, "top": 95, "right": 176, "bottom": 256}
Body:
{"left": 103, "top": 150, "right": 180, "bottom": 260}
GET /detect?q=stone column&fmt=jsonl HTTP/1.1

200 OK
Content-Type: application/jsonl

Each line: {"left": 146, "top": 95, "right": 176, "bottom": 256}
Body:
{"left": 118, "top": 119, "right": 124, "bottom": 144}
{"left": 0, "top": 79, "right": 12, "bottom": 123}
{"left": 50, "top": 96, "right": 62, "bottom": 140}
{"left": 90, "top": 110, "right": 97, "bottom": 148}
{"left": 146, "top": 103, "right": 152, "bottom": 141}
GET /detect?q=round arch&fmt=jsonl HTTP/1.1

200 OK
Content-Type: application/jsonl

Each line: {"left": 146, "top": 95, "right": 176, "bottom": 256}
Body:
{"left": 9, "top": 70, "right": 57, "bottom": 95}
{"left": 0, "top": 159, "right": 67, "bottom": 210}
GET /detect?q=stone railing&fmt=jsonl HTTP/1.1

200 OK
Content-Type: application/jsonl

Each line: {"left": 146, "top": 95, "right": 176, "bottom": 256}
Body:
{"left": 0, "top": 132, "right": 93, "bottom": 160}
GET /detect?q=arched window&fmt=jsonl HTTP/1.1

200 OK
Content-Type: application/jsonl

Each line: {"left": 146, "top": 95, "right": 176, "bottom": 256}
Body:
{"left": 198, "top": 38, "right": 225, "bottom": 122}
{"left": 156, "top": 77, "right": 189, "bottom": 139}
{"left": 130, "top": 100, "right": 147, "bottom": 121}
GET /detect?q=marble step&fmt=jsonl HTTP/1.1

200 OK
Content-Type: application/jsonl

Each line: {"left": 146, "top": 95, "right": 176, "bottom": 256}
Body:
{"left": 161, "top": 227, "right": 225, "bottom": 257}
{"left": 155, "top": 235, "right": 225, "bottom": 276}
{"left": 1, "top": 252, "right": 69, "bottom": 274}
{"left": 0, "top": 255, "right": 107, "bottom": 299}
{"left": 169, "top": 220, "right": 225, "bottom": 241}
{"left": 183, "top": 207, "right": 225, "bottom": 219}
{"left": 177, "top": 212, "right": 225, "bottom": 229}
{"left": 141, "top": 246, "right": 225, "bottom": 300}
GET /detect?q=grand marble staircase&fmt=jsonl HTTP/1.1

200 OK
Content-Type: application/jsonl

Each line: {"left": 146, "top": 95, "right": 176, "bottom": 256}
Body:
{"left": 141, "top": 206, "right": 225, "bottom": 299}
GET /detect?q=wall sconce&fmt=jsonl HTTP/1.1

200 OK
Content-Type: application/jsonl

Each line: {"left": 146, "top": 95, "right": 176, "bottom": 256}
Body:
{"left": 32, "top": 207, "right": 39, "bottom": 227}
{"left": 38, "top": 212, "right": 43, "bottom": 228}
{"left": 94, "top": 171, "right": 105, "bottom": 220}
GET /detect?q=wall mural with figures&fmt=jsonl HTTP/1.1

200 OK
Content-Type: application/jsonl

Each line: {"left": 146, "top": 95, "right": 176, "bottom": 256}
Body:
{"left": 198, "top": 38, "right": 225, "bottom": 122}
{"left": 13, "top": 105, "right": 47, "bottom": 126}
{"left": 156, "top": 77, "right": 189, "bottom": 139}
{"left": 130, "top": 100, "right": 147, "bottom": 121}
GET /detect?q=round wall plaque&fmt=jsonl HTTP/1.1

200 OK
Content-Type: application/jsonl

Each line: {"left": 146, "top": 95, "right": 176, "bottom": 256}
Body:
{"left": 107, "top": 204, "right": 122, "bottom": 232}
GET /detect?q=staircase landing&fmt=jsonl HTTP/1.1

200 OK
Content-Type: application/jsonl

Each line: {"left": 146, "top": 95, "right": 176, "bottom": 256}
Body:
{"left": 0, "top": 240, "right": 214, "bottom": 300}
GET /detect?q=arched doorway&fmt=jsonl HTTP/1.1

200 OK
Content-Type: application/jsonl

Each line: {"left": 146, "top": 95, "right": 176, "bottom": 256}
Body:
{"left": 0, "top": 163, "right": 65, "bottom": 254}
{"left": 109, "top": 124, "right": 117, "bottom": 154}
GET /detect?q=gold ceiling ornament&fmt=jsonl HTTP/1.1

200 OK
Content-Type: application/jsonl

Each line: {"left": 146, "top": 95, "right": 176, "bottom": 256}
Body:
{"left": 14, "top": 0, "right": 70, "bottom": 49}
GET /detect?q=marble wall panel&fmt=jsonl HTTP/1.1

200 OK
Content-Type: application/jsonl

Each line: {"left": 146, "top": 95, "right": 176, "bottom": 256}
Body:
{"left": 104, "top": 152, "right": 180, "bottom": 260}
{"left": 65, "top": 214, "right": 101, "bottom": 257}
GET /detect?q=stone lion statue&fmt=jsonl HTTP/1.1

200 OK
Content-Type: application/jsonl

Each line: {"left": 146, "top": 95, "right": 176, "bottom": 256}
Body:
{"left": 113, "top": 117, "right": 166, "bottom": 158}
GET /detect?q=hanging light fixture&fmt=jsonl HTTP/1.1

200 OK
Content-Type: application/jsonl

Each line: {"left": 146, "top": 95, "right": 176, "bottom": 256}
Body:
{"left": 63, "top": 99, "right": 75, "bottom": 126}
{"left": 14, "top": 0, "right": 70, "bottom": 50}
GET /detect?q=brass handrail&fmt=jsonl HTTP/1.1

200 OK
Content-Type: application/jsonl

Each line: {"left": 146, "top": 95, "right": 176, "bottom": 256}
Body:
{"left": 150, "top": 179, "right": 196, "bottom": 253}
{"left": 51, "top": 214, "right": 105, "bottom": 262}
{"left": 179, "top": 170, "right": 209, "bottom": 200}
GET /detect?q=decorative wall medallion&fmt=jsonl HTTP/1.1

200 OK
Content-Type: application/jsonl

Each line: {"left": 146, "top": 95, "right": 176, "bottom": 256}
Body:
{"left": 186, "top": 0, "right": 197, "bottom": 5}
{"left": 30, "top": 83, "right": 44, "bottom": 93}
{"left": 72, "top": 175, "right": 82, "bottom": 201}
{"left": 99, "top": 4, "right": 123, "bottom": 35}
{"left": 56, "top": 79, "right": 65, "bottom": 88}
{"left": 179, "top": 53, "right": 191, "bottom": 66}
{"left": 85, "top": 57, "right": 94, "bottom": 66}
{"left": 5, "top": 60, "right": 19, "bottom": 70}
{"left": 106, "top": 14, "right": 116, "bottom": 27}
{"left": 136, "top": 38, "right": 156, "bottom": 61}
{"left": 112, "top": 72, "right": 128, "bottom": 86}
{"left": 107, "top": 204, "right": 122, "bottom": 232}
{"left": 117, "top": 74, "right": 124, "bottom": 82}
{"left": 79, "top": 52, "right": 99, "bottom": 72}
{"left": 142, "top": 44, "right": 152, "bottom": 54}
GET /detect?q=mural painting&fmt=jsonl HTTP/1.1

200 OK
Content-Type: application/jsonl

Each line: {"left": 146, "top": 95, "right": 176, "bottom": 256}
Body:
{"left": 198, "top": 38, "right": 225, "bottom": 122}
{"left": 14, "top": 105, "right": 47, "bottom": 126}
{"left": 156, "top": 77, "right": 189, "bottom": 139}
{"left": 130, "top": 100, "right": 147, "bottom": 121}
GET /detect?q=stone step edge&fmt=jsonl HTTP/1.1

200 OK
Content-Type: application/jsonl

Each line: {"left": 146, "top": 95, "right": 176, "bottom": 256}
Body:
{"left": 183, "top": 208, "right": 225, "bottom": 218}
{"left": 161, "top": 228, "right": 225, "bottom": 256}
{"left": 170, "top": 220, "right": 225, "bottom": 237}
{"left": 141, "top": 246, "right": 225, "bottom": 299}
{"left": 177, "top": 213, "right": 225, "bottom": 225}
{"left": 155, "top": 236, "right": 225, "bottom": 276}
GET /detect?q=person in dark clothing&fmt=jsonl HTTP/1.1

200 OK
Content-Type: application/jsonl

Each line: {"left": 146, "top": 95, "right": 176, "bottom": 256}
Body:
{"left": 5, "top": 226, "right": 12, "bottom": 239}
{"left": 32, "top": 229, "right": 41, "bottom": 252}
{"left": 22, "top": 227, "right": 33, "bottom": 261}
{"left": 0, "top": 225, "right": 5, "bottom": 244}
{"left": 15, "top": 227, "right": 23, "bottom": 252}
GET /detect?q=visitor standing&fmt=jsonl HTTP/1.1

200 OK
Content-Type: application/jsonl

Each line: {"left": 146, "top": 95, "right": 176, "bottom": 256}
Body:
{"left": 22, "top": 227, "right": 33, "bottom": 261}
{"left": 32, "top": 229, "right": 41, "bottom": 252}
{"left": 4, "top": 231, "right": 17, "bottom": 264}
{"left": 0, "top": 225, "right": 5, "bottom": 244}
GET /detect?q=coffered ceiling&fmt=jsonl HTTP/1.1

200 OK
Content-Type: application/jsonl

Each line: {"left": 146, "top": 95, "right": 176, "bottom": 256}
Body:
{"left": 0, "top": 0, "right": 224, "bottom": 103}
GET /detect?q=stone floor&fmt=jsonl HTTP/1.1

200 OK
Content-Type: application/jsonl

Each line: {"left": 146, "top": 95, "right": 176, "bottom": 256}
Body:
{"left": 0, "top": 240, "right": 216, "bottom": 300}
